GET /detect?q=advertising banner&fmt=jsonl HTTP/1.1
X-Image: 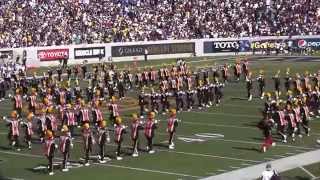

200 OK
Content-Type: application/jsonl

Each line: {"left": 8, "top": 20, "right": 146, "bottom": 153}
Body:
{"left": 37, "top": 49, "right": 69, "bottom": 61}
{"left": 74, "top": 47, "right": 105, "bottom": 59}
{"left": 295, "top": 38, "right": 320, "bottom": 50}
{"left": 203, "top": 40, "right": 250, "bottom": 53}
{"left": 112, "top": 43, "right": 195, "bottom": 57}
{"left": 0, "top": 50, "right": 13, "bottom": 59}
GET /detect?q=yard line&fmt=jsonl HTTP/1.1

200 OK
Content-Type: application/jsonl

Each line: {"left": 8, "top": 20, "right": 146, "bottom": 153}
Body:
{"left": 94, "top": 163, "right": 202, "bottom": 179}
{"left": 229, "top": 166, "right": 241, "bottom": 169}
{"left": 299, "top": 166, "right": 317, "bottom": 179}
{"left": 5, "top": 178, "right": 24, "bottom": 180}
{"left": 263, "top": 158, "right": 274, "bottom": 161}
{"left": 213, "top": 138, "right": 315, "bottom": 150}
{"left": 241, "top": 163, "right": 253, "bottom": 166}
{"left": 285, "top": 152, "right": 295, "bottom": 155}
{"left": 295, "top": 149, "right": 308, "bottom": 153}
{"left": 180, "top": 121, "right": 257, "bottom": 130}
{"left": 0, "top": 150, "right": 201, "bottom": 179}
{"left": 216, "top": 169, "right": 227, "bottom": 172}
{"left": 273, "top": 155, "right": 287, "bottom": 158}
{"left": 187, "top": 111, "right": 260, "bottom": 119}
{"left": 159, "top": 150, "right": 262, "bottom": 163}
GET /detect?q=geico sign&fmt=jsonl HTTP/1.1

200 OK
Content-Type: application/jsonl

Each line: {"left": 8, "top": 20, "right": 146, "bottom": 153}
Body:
{"left": 251, "top": 42, "right": 276, "bottom": 49}
{"left": 213, "top": 41, "right": 238, "bottom": 49}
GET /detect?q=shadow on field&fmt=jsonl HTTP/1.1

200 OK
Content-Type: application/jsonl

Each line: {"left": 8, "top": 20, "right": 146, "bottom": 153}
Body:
{"left": 230, "top": 97, "right": 248, "bottom": 101}
{"left": 26, "top": 163, "right": 49, "bottom": 175}
{"left": 0, "top": 146, "right": 11, "bottom": 151}
{"left": 232, "top": 146, "right": 261, "bottom": 152}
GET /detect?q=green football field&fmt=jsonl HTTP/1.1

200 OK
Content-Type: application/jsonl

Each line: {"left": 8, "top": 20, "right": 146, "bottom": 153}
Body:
{"left": 0, "top": 55, "right": 320, "bottom": 180}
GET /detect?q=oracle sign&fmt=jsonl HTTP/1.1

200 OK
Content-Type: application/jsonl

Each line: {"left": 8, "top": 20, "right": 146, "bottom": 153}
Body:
{"left": 37, "top": 49, "right": 69, "bottom": 61}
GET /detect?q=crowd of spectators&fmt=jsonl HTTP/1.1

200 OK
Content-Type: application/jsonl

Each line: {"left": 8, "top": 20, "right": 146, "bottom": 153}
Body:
{"left": 0, "top": 0, "right": 319, "bottom": 48}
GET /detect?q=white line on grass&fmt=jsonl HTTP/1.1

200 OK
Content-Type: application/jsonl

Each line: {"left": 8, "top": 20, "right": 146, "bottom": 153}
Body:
{"left": 299, "top": 166, "right": 316, "bottom": 179}
{"left": 241, "top": 163, "right": 253, "bottom": 166}
{"left": 94, "top": 163, "right": 202, "bottom": 179}
{"left": 273, "top": 155, "right": 287, "bottom": 158}
{"left": 0, "top": 150, "right": 201, "bottom": 179}
{"left": 263, "top": 158, "right": 274, "bottom": 161}
{"left": 187, "top": 111, "right": 260, "bottom": 119}
{"left": 229, "top": 166, "right": 241, "bottom": 169}
{"left": 216, "top": 169, "right": 227, "bottom": 172}
{"left": 285, "top": 152, "right": 295, "bottom": 155}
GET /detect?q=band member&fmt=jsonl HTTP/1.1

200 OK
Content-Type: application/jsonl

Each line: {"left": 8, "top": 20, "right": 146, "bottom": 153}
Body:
{"left": 273, "top": 70, "right": 281, "bottom": 99}
{"left": 4, "top": 111, "right": 21, "bottom": 151}
{"left": 82, "top": 123, "right": 94, "bottom": 166}
{"left": 167, "top": 109, "right": 179, "bottom": 149}
{"left": 300, "top": 100, "right": 311, "bottom": 136}
{"left": 274, "top": 102, "right": 288, "bottom": 143}
{"left": 138, "top": 89, "right": 147, "bottom": 118}
{"left": 257, "top": 70, "right": 265, "bottom": 99}
{"left": 160, "top": 91, "right": 170, "bottom": 114}
{"left": 78, "top": 100, "right": 90, "bottom": 126}
{"left": 131, "top": 113, "right": 143, "bottom": 157}
{"left": 109, "top": 96, "right": 119, "bottom": 124}
{"left": 246, "top": 72, "right": 253, "bottom": 101}
{"left": 27, "top": 88, "right": 37, "bottom": 114}
{"left": 286, "top": 103, "right": 297, "bottom": 142}
{"left": 46, "top": 107, "right": 58, "bottom": 135}
{"left": 186, "top": 89, "right": 195, "bottom": 111}
{"left": 92, "top": 100, "right": 103, "bottom": 126}
{"left": 284, "top": 68, "right": 291, "bottom": 93}
{"left": 97, "top": 121, "right": 110, "bottom": 163}
{"left": 60, "top": 125, "right": 72, "bottom": 172}
{"left": 175, "top": 90, "right": 185, "bottom": 112}
{"left": 37, "top": 108, "right": 47, "bottom": 142}
{"left": 150, "top": 88, "right": 159, "bottom": 113}
{"left": 221, "top": 64, "right": 229, "bottom": 83}
{"left": 12, "top": 88, "right": 23, "bottom": 117}
{"left": 44, "top": 130, "right": 56, "bottom": 175}
{"left": 144, "top": 112, "right": 158, "bottom": 154}
{"left": 21, "top": 112, "right": 34, "bottom": 149}
{"left": 234, "top": 60, "right": 241, "bottom": 81}
{"left": 258, "top": 114, "right": 275, "bottom": 153}
{"left": 114, "top": 117, "right": 126, "bottom": 160}
{"left": 63, "top": 104, "right": 76, "bottom": 137}
{"left": 242, "top": 58, "right": 249, "bottom": 77}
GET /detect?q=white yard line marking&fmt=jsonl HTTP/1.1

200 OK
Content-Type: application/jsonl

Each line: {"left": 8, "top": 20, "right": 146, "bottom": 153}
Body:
{"left": 94, "top": 163, "right": 202, "bottom": 178}
{"left": 181, "top": 121, "right": 257, "bottom": 130}
{"left": 285, "top": 152, "right": 295, "bottom": 155}
{"left": 6, "top": 178, "right": 25, "bottom": 180}
{"left": 158, "top": 149, "right": 262, "bottom": 163}
{"left": 187, "top": 111, "right": 260, "bottom": 118}
{"left": 229, "top": 166, "right": 241, "bottom": 169}
{"left": 216, "top": 169, "right": 227, "bottom": 172}
{"left": 299, "top": 166, "right": 316, "bottom": 179}
{"left": 295, "top": 149, "right": 308, "bottom": 153}
{"left": 263, "top": 158, "right": 274, "bottom": 161}
{"left": 273, "top": 155, "right": 287, "bottom": 158}
{"left": 0, "top": 150, "right": 201, "bottom": 178}
{"left": 241, "top": 163, "right": 253, "bottom": 166}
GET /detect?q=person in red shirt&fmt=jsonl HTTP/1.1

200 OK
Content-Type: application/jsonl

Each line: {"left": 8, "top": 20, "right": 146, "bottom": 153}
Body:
{"left": 97, "top": 121, "right": 110, "bottom": 163}
{"left": 144, "top": 112, "right": 158, "bottom": 154}
{"left": 4, "top": 111, "right": 21, "bottom": 151}
{"left": 131, "top": 113, "right": 143, "bottom": 157}
{"left": 114, "top": 117, "right": 126, "bottom": 160}
{"left": 43, "top": 130, "right": 56, "bottom": 176}
{"left": 167, "top": 109, "right": 179, "bottom": 150}
{"left": 21, "top": 112, "right": 34, "bottom": 149}
{"left": 59, "top": 125, "right": 72, "bottom": 172}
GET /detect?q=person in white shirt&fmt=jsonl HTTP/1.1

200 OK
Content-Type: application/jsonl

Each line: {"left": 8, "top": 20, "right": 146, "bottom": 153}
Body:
{"left": 261, "top": 163, "right": 275, "bottom": 180}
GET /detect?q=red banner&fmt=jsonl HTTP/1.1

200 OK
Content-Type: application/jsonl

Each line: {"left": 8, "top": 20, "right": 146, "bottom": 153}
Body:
{"left": 37, "top": 49, "right": 69, "bottom": 61}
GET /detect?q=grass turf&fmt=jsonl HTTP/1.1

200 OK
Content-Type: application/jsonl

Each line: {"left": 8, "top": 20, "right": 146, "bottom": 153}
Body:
{"left": 0, "top": 55, "right": 320, "bottom": 180}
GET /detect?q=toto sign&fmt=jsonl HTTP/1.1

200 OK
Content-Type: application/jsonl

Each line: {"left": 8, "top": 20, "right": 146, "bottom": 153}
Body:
{"left": 38, "top": 49, "right": 69, "bottom": 61}
{"left": 204, "top": 41, "right": 241, "bottom": 53}
{"left": 213, "top": 41, "right": 239, "bottom": 49}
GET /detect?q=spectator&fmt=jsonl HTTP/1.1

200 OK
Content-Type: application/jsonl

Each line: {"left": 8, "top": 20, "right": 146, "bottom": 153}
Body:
{"left": 261, "top": 163, "right": 280, "bottom": 180}
{"left": 0, "top": 0, "right": 319, "bottom": 48}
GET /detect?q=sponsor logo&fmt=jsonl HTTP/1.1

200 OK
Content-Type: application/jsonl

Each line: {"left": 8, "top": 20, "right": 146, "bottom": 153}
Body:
{"left": 213, "top": 41, "right": 239, "bottom": 49}
{"left": 297, "top": 39, "right": 320, "bottom": 48}
{"left": 37, "top": 49, "right": 69, "bottom": 61}
{"left": 0, "top": 50, "right": 13, "bottom": 59}
{"left": 74, "top": 47, "right": 105, "bottom": 59}
{"left": 112, "top": 43, "right": 195, "bottom": 57}
{"left": 297, "top": 39, "right": 307, "bottom": 48}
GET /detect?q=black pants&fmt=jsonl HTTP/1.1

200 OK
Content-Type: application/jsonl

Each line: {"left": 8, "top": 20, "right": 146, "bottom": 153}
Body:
{"left": 99, "top": 143, "right": 105, "bottom": 160}
{"left": 0, "top": 89, "right": 5, "bottom": 98}
{"left": 116, "top": 140, "right": 122, "bottom": 156}
{"left": 10, "top": 135, "right": 20, "bottom": 148}
{"left": 62, "top": 151, "right": 69, "bottom": 169}
{"left": 302, "top": 119, "right": 310, "bottom": 134}
{"left": 146, "top": 136, "right": 153, "bottom": 151}
{"left": 47, "top": 156, "right": 53, "bottom": 172}
{"left": 169, "top": 132, "right": 175, "bottom": 144}
{"left": 85, "top": 147, "right": 91, "bottom": 163}
{"left": 132, "top": 138, "right": 139, "bottom": 152}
